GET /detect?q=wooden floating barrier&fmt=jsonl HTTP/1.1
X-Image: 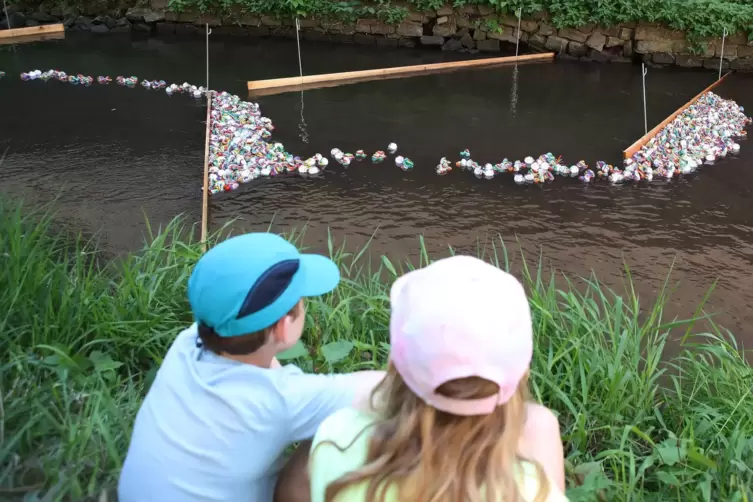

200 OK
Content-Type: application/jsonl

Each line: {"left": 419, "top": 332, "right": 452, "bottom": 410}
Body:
{"left": 201, "top": 92, "right": 212, "bottom": 252}
{"left": 247, "top": 52, "right": 555, "bottom": 97}
{"left": 623, "top": 72, "right": 732, "bottom": 159}
{"left": 0, "top": 23, "right": 65, "bottom": 45}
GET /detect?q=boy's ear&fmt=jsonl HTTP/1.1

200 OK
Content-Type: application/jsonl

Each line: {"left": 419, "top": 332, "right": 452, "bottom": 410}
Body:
{"left": 270, "top": 315, "right": 292, "bottom": 345}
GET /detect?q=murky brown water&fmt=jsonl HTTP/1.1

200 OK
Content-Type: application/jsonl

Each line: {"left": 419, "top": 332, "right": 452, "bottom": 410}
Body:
{"left": 1, "top": 34, "right": 752, "bottom": 341}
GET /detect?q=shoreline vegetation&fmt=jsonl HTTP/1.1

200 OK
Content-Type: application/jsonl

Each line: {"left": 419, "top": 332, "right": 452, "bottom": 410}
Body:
{"left": 1, "top": 196, "right": 752, "bottom": 501}
{"left": 14, "top": 0, "right": 753, "bottom": 40}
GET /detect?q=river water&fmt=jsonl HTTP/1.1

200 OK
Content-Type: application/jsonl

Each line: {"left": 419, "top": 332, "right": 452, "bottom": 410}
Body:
{"left": 1, "top": 34, "right": 752, "bottom": 341}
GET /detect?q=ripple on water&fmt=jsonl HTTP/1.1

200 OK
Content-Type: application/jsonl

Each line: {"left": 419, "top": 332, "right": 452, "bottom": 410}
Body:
{"left": 1, "top": 35, "right": 753, "bottom": 339}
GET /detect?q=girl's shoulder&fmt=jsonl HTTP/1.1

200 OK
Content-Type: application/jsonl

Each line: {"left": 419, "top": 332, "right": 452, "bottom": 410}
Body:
{"left": 312, "top": 407, "right": 379, "bottom": 453}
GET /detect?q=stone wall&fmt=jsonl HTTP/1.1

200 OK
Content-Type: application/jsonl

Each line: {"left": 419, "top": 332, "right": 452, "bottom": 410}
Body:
{"left": 5, "top": 2, "right": 753, "bottom": 71}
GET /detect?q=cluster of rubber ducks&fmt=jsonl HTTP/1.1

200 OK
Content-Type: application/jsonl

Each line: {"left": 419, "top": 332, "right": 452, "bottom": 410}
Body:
{"left": 438, "top": 150, "right": 594, "bottom": 184}
{"left": 324, "top": 144, "right": 414, "bottom": 171}
{"left": 14, "top": 68, "right": 210, "bottom": 98}
{"left": 20, "top": 69, "right": 95, "bottom": 85}
{"left": 5, "top": 66, "right": 750, "bottom": 192}
{"left": 624, "top": 92, "right": 749, "bottom": 182}
{"left": 434, "top": 93, "right": 749, "bottom": 186}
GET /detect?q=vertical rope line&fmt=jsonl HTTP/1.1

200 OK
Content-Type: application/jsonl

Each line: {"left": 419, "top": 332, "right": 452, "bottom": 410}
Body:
{"left": 206, "top": 23, "right": 210, "bottom": 90}
{"left": 2, "top": 0, "right": 11, "bottom": 30}
{"left": 295, "top": 19, "right": 309, "bottom": 143}
{"left": 718, "top": 28, "right": 727, "bottom": 81}
{"left": 515, "top": 8, "right": 521, "bottom": 58}
{"left": 295, "top": 19, "right": 304, "bottom": 81}
{"left": 642, "top": 64, "right": 648, "bottom": 135}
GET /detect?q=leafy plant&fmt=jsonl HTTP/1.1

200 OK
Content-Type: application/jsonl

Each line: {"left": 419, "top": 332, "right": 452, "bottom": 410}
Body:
{"left": 2, "top": 196, "right": 752, "bottom": 500}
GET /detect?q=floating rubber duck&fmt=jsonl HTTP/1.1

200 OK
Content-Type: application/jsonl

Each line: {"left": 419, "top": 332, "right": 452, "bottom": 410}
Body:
{"left": 318, "top": 157, "right": 328, "bottom": 168}
{"left": 309, "top": 165, "right": 320, "bottom": 175}
{"left": 342, "top": 153, "right": 354, "bottom": 165}
{"left": 355, "top": 150, "right": 367, "bottom": 161}
{"left": 387, "top": 142, "right": 398, "bottom": 154}
{"left": 402, "top": 158, "right": 414, "bottom": 170}
{"left": 459, "top": 149, "right": 471, "bottom": 160}
{"left": 372, "top": 151, "right": 386, "bottom": 163}
{"left": 395, "top": 156, "right": 404, "bottom": 168}
{"left": 436, "top": 157, "right": 452, "bottom": 175}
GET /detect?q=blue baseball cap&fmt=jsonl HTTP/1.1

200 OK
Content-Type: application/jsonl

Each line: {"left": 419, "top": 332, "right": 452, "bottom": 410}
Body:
{"left": 188, "top": 233, "right": 340, "bottom": 337}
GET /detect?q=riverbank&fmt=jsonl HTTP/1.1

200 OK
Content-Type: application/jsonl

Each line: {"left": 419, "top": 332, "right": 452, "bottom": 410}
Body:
{"left": 1, "top": 196, "right": 751, "bottom": 500}
{"left": 2, "top": 1, "right": 753, "bottom": 71}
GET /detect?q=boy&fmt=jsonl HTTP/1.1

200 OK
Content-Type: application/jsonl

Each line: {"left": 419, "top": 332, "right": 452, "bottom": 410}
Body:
{"left": 118, "top": 232, "right": 386, "bottom": 502}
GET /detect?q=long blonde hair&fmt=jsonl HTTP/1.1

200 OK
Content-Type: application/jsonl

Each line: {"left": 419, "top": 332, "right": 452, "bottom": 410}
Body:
{"left": 319, "top": 363, "right": 550, "bottom": 502}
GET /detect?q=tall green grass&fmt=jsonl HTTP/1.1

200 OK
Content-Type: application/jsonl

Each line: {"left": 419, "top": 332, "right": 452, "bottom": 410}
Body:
{"left": 1, "top": 197, "right": 751, "bottom": 501}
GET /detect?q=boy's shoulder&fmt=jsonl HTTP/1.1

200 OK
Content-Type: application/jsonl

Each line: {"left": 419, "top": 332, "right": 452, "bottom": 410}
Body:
{"left": 158, "top": 324, "right": 304, "bottom": 409}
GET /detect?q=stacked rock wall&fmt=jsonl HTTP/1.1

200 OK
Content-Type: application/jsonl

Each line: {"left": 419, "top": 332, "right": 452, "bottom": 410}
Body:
{"left": 4, "top": 2, "right": 752, "bottom": 71}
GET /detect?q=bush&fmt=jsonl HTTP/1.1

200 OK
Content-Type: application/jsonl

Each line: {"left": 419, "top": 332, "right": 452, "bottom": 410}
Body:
{"left": 161, "top": 0, "right": 753, "bottom": 40}
{"left": 1, "top": 196, "right": 752, "bottom": 501}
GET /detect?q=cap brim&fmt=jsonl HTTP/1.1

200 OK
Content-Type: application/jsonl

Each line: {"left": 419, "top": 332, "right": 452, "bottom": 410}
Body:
{"left": 299, "top": 254, "right": 341, "bottom": 297}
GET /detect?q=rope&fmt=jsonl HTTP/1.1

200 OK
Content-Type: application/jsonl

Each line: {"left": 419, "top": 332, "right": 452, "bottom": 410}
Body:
{"left": 205, "top": 23, "right": 211, "bottom": 90}
{"left": 2, "top": 0, "right": 12, "bottom": 30}
{"left": 510, "top": 65, "right": 519, "bottom": 118}
{"left": 515, "top": 8, "right": 521, "bottom": 58}
{"left": 642, "top": 64, "right": 648, "bottom": 135}
{"left": 718, "top": 28, "right": 727, "bottom": 81}
{"left": 295, "top": 19, "right": 304, "bottom": 82}
{"left": 295, "top": 19, "right": 309, "bottom": 143}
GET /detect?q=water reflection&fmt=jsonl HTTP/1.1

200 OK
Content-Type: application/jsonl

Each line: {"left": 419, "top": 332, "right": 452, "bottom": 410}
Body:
{"left": 0, "top": 34, "right": 752, "bottom": 340}
{"left": 509, "top": 65, "right": 519, "bottom": 118}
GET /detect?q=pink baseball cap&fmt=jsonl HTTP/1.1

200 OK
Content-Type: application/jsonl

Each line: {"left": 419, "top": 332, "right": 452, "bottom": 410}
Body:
{"left": 389, "top": 255, "right": 533, "bottom": 416}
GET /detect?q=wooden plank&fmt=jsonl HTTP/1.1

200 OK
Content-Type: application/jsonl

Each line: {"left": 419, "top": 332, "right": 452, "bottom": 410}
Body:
{"left": 623, "top": 72, "right": 732, "bottom": 159}
{"left": 0, "top": 23, "right": 65, "bottom": 43}
{"left": 247, "top": 53, "right": 554, "bottom": 97}
{"left": 0, "top": 32, "right": 64, "bottom": 45}
{"left": 201, "top": 92, "right": 212, "bottom": 252}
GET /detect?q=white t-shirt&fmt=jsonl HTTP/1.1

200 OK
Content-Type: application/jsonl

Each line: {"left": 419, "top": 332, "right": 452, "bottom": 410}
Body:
{"left": 118, "top": 324, "right": 356, "bottom": 502}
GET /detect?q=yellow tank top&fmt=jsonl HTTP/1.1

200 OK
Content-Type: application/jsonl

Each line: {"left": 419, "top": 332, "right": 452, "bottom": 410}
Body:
{"left": 309, "top": 407, "right": 569, "bottom": 502}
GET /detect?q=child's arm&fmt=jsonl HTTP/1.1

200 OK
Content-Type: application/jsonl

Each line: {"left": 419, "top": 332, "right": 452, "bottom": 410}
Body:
{"left": 283, "top": 370, "right": 386, "bottom": 442}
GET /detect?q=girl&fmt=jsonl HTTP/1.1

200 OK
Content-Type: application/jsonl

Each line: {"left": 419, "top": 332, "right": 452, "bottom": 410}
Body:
{"left": 308, "top": 255, "right": 567, "bottom": 502}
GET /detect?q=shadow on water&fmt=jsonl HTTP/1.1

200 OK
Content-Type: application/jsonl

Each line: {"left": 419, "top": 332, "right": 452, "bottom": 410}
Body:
{"left": 1, "top": 33, "right": 752, "bottom": 341}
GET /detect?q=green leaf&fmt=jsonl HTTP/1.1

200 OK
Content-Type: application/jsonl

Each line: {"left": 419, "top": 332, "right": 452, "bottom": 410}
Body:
{"left": 89, "top": 350, "right": 123, "bottom": 373}
{"left": 573, "top": 461, "right": 602, "bottom": 476}
{"left": 277, "top": 340, "right": 308, "bottom": 361}
{"left": 381, "top": 255, "right": 397, "bottom": 277}
{"left": 321, "top": 340, "right": 354, "bottom": 364}
{"left": 655, "top": 470, "right": 681, "bottom": 486}
{"left": 656, "top": 440, "right": 686, "bottom": 466}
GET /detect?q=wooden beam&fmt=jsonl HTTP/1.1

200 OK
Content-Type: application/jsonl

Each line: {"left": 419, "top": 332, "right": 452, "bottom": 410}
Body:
{"left": 0, "top": 23, "right": 65, "bottom": 44}
{"left": 623, "top": 72, "right": 732, "bottom": 159}
{"left": 247, "top": 53, "right": 555, "bottom": 97}
{"left": 201, "top": 92, "right": 212, "bottom": 252}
